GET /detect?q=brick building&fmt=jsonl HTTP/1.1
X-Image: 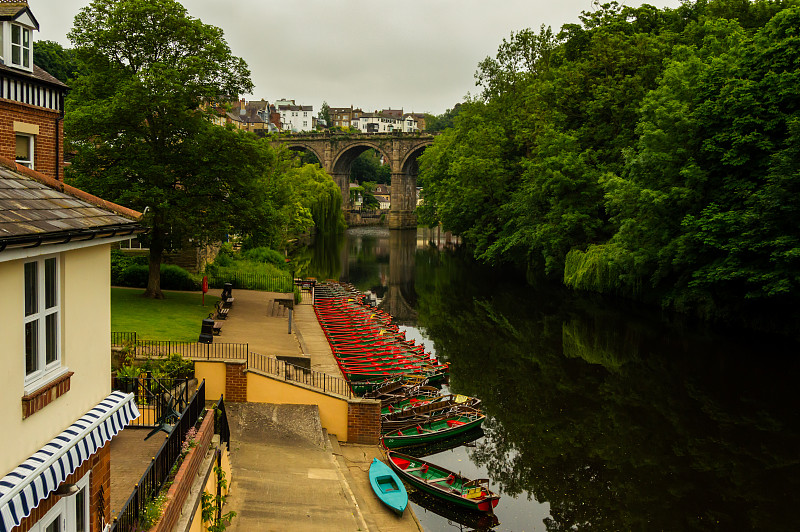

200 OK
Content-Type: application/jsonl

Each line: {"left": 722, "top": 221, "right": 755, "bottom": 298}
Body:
{"left": 0, "top": 3, "right": 145, "bottom": 532}
{"left": 0, "top": 1, "right": 68, "bottom": 181}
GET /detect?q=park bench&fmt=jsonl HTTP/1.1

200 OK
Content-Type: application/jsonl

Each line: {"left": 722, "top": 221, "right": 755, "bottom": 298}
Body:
{"left": 207, "top": 313, "right": 223, "bottom": 335}
{"left": 214, "top": 300, "right": 229, "bottom": 320}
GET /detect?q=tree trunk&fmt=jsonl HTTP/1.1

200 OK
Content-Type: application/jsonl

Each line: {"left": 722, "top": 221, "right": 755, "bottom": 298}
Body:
{"left": 144, "top": 228, "right": 165, "bottom": 299}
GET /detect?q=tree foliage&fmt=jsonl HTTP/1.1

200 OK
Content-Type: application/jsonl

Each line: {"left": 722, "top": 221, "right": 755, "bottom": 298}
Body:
{"left": 33, "top": 40, "right": 83, "bottom": 83}
{"left": 65, "top": 0, "right": 257, "bottom": 298}
{"left": 318, "top": 101, "right": 331, "bottom": 129}
{"left": 349, "top": 149, "right": 390, "bottom": 184}
{"left": 418, "top": 0, "right": 800, "bottom": 323}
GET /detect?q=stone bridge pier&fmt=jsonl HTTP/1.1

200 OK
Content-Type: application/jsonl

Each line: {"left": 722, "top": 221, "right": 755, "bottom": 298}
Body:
{"left": 272, "top": 133, "right": 434, "bottom": 229}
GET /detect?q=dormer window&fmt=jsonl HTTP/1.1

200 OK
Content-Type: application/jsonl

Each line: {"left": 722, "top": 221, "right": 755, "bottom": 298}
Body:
{"left": 11, "top": 23, "right": 30, "bottom": 69}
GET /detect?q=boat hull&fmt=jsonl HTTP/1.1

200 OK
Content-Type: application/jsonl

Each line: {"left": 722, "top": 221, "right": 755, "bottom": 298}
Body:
{"left": 369, "top": 458, "right": 408, "bottom": 516}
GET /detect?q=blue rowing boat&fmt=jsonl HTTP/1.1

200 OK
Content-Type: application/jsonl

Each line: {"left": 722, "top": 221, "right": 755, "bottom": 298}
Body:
{"left": 369, "top": 458, "right": 408, "bottom": 516}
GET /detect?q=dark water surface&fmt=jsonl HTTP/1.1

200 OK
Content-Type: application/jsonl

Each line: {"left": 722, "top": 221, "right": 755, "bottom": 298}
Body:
{"left": 293, "top": 227, "right": 800, "bottom": 532}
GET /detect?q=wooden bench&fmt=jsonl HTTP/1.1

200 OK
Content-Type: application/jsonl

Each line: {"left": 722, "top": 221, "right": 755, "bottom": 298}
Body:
{"left": 214, "top": 300, "right": 229, "bottom": 320}
{"left": 207, "top": 313, "right": 223, "bottom": 335}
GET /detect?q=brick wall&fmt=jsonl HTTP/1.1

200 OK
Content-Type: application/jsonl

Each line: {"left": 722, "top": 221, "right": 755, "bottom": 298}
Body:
{"left": 0, "top": 99, "right": 64, "bottom": 181}
{"left": 13, "top": 442, "right": 111, "bottom": 532}
{"left": 225, "top": 361, "right": 247, "bottom": 402}
{"left": 346, "top": 399, "right": 381, "bottom": 444}
{"left": 21, "top": 372, "right": 74, "bottom": 419}
{"left": 152, "top": 411, "right": 215, "bottom": 532}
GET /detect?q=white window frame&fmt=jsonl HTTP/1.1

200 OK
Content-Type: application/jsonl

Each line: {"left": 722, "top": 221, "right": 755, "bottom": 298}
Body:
{"left": 66, "top": 472, "right": 91, "bottom": 532}
{"left": 16, "top": 133, "right": 34, "bottom": 169}
{"left": 10, "top": 22, "right": 32, "bottom": 71}
{"left": 32, "top": 498, "right": 65, "bottom": 532}
{"left": 24, "top": 254, "right": 63, "bottom": 393}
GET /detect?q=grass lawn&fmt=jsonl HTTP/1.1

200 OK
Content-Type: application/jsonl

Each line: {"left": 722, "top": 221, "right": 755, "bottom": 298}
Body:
{"left": 111, "top": 287, "right": 220, "bottom": 341}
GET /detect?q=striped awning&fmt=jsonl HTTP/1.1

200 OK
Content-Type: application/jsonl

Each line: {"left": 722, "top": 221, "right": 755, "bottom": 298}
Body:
{"left": 0, "top": 391, "right": 139, "bottom": 532}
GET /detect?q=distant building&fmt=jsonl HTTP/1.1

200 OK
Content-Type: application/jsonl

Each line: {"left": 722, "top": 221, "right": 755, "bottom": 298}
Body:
{"left": 329, "top": 106, "right": 364, "bottom": 129}
{"left": 275, "top": 98, "right": 313, "bottom": 132}
{"left": 352, "top": 110, "right": 418, "bottom": 133}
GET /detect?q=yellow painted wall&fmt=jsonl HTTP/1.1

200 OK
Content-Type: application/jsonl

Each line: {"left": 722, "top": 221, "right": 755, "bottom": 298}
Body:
{"left": 188, "top": 447, "right": 233, "bottom": 532}
{"left": 194, "top": 361, "right": 227, "bottom": 401}
{"left": 246, "top": 372, "right": 350, "bottom": 441}
{"left": 0, "top": 244, "right": 113, "bottom": 475}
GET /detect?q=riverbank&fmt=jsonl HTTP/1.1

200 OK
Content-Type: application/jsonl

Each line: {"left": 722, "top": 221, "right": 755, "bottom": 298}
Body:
{"left": 212, "top": 288, "right": 422, "bottom": 531}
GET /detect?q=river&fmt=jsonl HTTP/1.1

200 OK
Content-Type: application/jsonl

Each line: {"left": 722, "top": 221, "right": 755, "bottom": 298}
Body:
{"left": 291, "top": 227, "right": 800, "bottom": 532}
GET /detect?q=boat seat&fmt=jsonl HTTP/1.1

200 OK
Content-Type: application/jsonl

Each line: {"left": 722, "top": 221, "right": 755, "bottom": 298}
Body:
{"left": 427, "top": 474, "right": 455, "bottom": 485}
{"left": 406, "top": 464, "right": 428, "bottom": 473}
{"left": 464, "top": 488, "right": 484, "bottom": 499}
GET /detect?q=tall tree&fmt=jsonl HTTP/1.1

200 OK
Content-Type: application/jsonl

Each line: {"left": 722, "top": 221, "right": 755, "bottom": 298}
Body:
{"left": 318, "top": 101, "right": 331, "bottom": 129}
{"left": 66, "top": 0, "right": 255, "bottom": 298}
{"left": 33, "top": 40, "right": 82, "bottom": 83}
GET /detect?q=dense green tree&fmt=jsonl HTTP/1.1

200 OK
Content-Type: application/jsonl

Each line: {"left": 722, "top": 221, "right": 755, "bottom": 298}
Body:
{"left": 424, "top": 103, "right": 463, "bottom": 132}
{"left": 33, "top": 40, "right": 82, "bottom": 83}
{"left": 318, "top": 101, "right": 331, "bottom": 129}
{"left": 419, "top": 0, "right": 800, "bottom": 323}
{"left": 65, "top": 0, "right": 255, "bottom": 298}
{"left": 349, "top": 149, "right": 390, "bottom": 184}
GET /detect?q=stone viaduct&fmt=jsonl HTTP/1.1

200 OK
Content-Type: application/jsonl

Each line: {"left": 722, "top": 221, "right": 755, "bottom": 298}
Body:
{"left": 271, "top": 133, "right": 434, "bottom": 229}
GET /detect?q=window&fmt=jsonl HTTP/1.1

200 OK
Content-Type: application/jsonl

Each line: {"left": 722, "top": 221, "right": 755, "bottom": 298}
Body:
{"left": 24, "top": 256, "right": 61, "bottom": 389}
{"left": 11, "top": 23, "right": 31, "bottom": 69}
{"left": 303, "top": 121, "right": 308, "bottom": 127}
{"left": 26, "top": 472, "right": 89, "bottom": 532}
{"left": 16, "top": 134, "right": 33, "bottom": 168}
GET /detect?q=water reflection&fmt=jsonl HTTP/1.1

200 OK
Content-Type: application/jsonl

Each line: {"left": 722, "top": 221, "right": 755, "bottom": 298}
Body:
{"left": 301, "top": 228, "right": 800, "bottom": 532}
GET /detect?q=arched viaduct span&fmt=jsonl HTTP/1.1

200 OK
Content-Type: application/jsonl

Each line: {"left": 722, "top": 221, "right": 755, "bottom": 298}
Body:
{"left": 271, "top": 133, "right": 434, "bottom": 229}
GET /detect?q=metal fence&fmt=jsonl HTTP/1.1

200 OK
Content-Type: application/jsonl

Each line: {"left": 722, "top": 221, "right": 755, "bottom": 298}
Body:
{"left": 113, "top": 339, "right": 250, "bottom": 360}
{"left": 109, "top": 380, "right": 206, "bottom": 532}
{"left": 207, "top": 271, "right": 294, "bottom": 293}
{"left": 113, "top": 373, "right": 191, "bottom": 428}
{"left": 212, "top": 395, "right": 231, "bottom": 448}
{"left": 247, "top": 352, "right": 353, "bottom": 397}
{"left": 111, "top": 331, "right": 138, "bottom": 346}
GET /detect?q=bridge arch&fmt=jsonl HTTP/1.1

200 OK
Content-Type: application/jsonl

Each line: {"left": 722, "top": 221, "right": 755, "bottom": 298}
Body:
{"left": 271, "top": 133, "right": 435, "bottom": 228}
{"left": 279, "top": 141, "right": 325, "bottom": 168}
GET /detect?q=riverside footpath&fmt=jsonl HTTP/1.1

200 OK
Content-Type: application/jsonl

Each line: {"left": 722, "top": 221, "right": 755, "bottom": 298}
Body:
{"left": 211, "top": 288, "right": 423, "bottom": 532}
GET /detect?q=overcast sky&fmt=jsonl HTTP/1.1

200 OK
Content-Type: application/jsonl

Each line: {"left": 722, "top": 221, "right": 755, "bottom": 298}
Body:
{"left": 35, "top": 0, "right": 682, "bottom": 116}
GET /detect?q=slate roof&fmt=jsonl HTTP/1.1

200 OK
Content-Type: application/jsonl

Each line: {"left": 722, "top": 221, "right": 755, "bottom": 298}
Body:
{"left": 0, "top": 1, "right": 38, "bottom": 29}
{"left": 0, "top": 156, "right": 142, "bottom": 247}
{"left": 0, "top": 63, "right": 67, "bottom": 89}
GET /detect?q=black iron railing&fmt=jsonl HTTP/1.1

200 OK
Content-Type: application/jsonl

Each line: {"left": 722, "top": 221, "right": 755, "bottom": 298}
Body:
{"left": 212, "top": 395, "right": 231, "bottom": 448}
{"left": 121, "top": 339, "right": 249, "bottom": 360}
{"left": 247, "top": 352, "right": 353, "bottom": 398}
{"left": 111, "top": 331, "right": 138, "bottom": 346}
{"left": 113, "top": 373, "right": 190, "bottom": 428}
{"left": 110, "top": 381, "right": 206, "bottom": 532}
{"left": 207, "top": 271, "right": 294, "bottom": 292}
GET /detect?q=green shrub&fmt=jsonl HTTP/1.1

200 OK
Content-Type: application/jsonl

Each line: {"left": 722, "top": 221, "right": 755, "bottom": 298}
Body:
{"left": 159, "top": 353, "right": 195, "bottom": 379}
{"left": 214, "top": 253, "right": 234, "bottom": 267}
{"left": 161, "top": 265, "right": 200, "bottom": 291}
{"left": 116, "top": 264, "right": 200, "bottom": 290}
{"left": 242, "top": 247, "right": 286, "bottom": 267}
{"left": 111, "top": 249, "right": 148, "bottom": 285}
{"left": 118, "top": 264, "right": 149, "bottom": 288}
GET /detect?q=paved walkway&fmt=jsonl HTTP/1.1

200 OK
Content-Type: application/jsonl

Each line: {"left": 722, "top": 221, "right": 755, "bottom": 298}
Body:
{"left": 212, "top": 288, "right": 422, "bottom": 532}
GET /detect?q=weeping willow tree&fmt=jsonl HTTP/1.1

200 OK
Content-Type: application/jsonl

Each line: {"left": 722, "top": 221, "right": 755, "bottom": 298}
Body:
{"left": 283, "top": 164, "right": 346, "bottom": 236}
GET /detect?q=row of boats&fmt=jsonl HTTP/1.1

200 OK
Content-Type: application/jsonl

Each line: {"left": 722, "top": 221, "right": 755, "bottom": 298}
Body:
{"left": 313, "top": 283, "right": 501, "bottom": 523}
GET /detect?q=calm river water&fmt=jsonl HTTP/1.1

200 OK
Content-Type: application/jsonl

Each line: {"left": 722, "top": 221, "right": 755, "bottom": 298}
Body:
{"left": 292, "top": 227, "right": 799, "bottom": 532}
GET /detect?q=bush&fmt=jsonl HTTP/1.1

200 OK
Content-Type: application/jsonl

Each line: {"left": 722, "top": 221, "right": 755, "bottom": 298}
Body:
{"left": 111, "top": 249, "right": 147, "bottom": 285}
{"left": 161, "top": 264, "right": 200, "bottom": 291}
{"left": 241, "top": 247, "right": 286, "bottom": 267}
{"left": 116, "top": 264, "right": 199, "bottom": 290}
{"left": 118, "top": 264, "right": 149, "bottom": 288}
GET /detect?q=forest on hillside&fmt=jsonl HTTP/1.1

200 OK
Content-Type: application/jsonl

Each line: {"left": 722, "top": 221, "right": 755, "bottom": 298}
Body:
{"left": 418, "top": 0, "right": 800, "bottom": 328}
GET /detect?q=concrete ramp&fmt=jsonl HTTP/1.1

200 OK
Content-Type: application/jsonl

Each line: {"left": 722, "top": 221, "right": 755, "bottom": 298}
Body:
{"left": 225, "top": 402, "right": 368, "bottom": 532}
{"left": 227, "top": 402, "right": 327, "bottom": 449}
